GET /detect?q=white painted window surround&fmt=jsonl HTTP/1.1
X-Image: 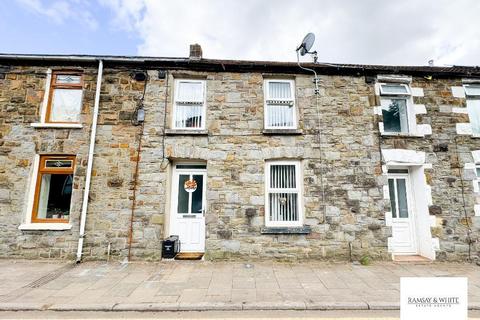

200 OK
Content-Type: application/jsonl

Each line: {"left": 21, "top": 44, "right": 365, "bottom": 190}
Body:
{"left": 265, "top": 160, "right": 303, "bottom": 227}
{"left": 381, "top": 149, "right": 437, "bottom": 260}
{"left": 19, "top": 223, "right": 72, "bottom": 231}
{"left": 30, "top": 69, "right": 83, "bottom": 129}
{"left": 31, "top": 123, "right": 83, "bottom": 129}
{"left": 453, "top": 84, "right": 480, "bottom": 137}
{"left": 264, "top": 79, "right": 297, "bottom": 129}
{"left": 19, "top": 154, "right": 73, "bottom": 231}
{"left": 470, "top": 151, "right": 480, "bottom": 217}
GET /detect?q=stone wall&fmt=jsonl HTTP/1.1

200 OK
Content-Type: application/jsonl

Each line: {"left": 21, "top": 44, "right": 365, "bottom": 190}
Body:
{"left": 378, "top": 77, "right": 480, "bottom": 261}
{"left": 0, "top": 65, "right": 95, "bottom": 258}
{"left": 0, "top": 62, "right": 478, "bottom": 262}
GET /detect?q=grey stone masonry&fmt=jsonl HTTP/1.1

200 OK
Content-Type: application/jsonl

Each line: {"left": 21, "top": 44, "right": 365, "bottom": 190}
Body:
{"left": 0, "top": 56, "right": 479, "bottom": 262}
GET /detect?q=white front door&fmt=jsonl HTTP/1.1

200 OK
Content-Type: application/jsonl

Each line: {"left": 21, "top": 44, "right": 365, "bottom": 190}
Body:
{"left": 388, "top": 172, "right": 417, "bottom": 254}
{"left": 170, "top": 164, "right": 206, "bottom": 253}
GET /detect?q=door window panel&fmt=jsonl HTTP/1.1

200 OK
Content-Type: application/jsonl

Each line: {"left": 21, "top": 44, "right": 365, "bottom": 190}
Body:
{"left": 190, "top": 174, "right": 204, "bottom": 214}
{"left": 177, "top": 174, "right": 189, "bottom": 214}
{"left": 388, "top": 176, "right": 410, "bottom": 219}
{"left": 396, "top": 179, "right": 409, "bottom": 218}
{"left": 388, "top": 179, "right": 397, "bottom": 218}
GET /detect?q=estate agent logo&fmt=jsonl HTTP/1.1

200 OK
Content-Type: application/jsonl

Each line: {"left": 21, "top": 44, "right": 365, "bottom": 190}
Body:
{"left": 401, "top": 277, "right": 467, "bottom": 320}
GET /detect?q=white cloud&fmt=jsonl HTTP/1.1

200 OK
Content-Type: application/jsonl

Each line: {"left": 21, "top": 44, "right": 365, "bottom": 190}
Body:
{"left": 104, "top": 0, "right": 480, "bottom": 66}
{"left": 16, "top": 0, "right": 98, "bottom": 30}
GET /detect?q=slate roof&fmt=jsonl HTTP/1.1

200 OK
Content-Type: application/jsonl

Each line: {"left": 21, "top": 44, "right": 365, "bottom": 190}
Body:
{"left": 0, "top": 53, "right": 479, "bottom": 78}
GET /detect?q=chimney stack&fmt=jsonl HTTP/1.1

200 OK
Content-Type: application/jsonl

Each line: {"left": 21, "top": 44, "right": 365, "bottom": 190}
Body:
{"left": 189, "top": 44, "right": 202, "bottom": 60}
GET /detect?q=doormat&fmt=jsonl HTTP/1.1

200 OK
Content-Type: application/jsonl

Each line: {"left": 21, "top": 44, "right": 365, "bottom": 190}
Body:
{"left": 174, "top": 252, "right": 204, "bottom": 260}
{"left": 393, "top": 255, "right": 432, "bottom": 263}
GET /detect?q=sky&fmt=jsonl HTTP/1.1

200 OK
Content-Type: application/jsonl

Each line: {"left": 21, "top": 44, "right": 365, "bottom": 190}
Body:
{"left": 1, "top": 0, "right": 479, "bottom": 66}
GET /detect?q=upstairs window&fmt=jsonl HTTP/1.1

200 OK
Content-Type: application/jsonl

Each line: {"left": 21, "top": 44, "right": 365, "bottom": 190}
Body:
{"left": 379, "top": 83, "right": 412, "bottom": 133}
{"left": 475, "top": 165, "right": 480, "bottom": 192}
{"left": 265, "top": 161, "right": 302, "bottom": 227}
{"left": 47, "top": 72, "right": 83, "bottom": 123}
{"left": 32, "top": 155, "right": 75, "bottom": 223}
{"left": 173, "top": 79, "right": 206, "bottom": 129}
{"left": 264, "top": 79, "right": 296, "bottom": 129}
{"left": 464, "top": 85, "right": 480, "bottom": 134}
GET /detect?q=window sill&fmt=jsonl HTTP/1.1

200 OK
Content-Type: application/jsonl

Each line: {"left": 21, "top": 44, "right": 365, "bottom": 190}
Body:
{"left": 261, "top": 226, "right": 311, "bottom": 234}
{"left": 31, "top": 123, "right": 83, "bottom": 129}
{"left": 18, "top": 223, "right": 72, "bottom": 231}
{"left": 262, "top": 129, "right": 303, "bottom": 135}
{"left": 165, "top": 129, "right": 208, "bottom": 136}
{"left": 380, "top": 132, "right": 426, "bottom": 138}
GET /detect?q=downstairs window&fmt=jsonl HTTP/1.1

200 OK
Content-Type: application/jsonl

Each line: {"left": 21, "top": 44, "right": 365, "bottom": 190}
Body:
{"left": 32, "top": 155, "right": 75, "bottom": 223}
{"left": 265, "top": 161, "right": 302, "bottom": 227}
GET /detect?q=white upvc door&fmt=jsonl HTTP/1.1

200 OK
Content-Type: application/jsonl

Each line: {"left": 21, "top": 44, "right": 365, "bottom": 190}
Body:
{"left": 388, "top": 173, "right": 417, "bottom": 254}
{"left": 170, "top": 164, "right": 206, "bottom": 253}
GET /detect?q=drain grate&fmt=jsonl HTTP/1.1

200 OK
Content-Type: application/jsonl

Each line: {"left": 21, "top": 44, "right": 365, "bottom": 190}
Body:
{"left": 0, "top": 264, "right": 75, "bottom": 303}
{"left": 23, "top": 264, "right": 75, "bottom": 288}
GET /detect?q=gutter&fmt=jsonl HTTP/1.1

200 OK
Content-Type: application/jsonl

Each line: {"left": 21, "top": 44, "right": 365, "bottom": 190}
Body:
{"left": 1, "top": 53, "right": 480, "bottom": 78}
{"left": 76, "top": 59, "right": 103, "bottom": 263}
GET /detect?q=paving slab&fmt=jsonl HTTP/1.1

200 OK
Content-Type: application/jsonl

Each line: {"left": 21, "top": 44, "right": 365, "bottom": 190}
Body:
{"left": 0, "top": 260, "right": 478, "bottom": 312}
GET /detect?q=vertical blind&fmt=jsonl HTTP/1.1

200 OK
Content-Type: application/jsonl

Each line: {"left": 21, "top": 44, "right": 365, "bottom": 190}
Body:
{"left": 175, "top": 81, "right": 205, "bottom": 128}
{"left": 266, "top": 81, "right": 294, "bottom": 128}
{"left": 177, "top": 81, "right": 204, "bottom": 102}
{"left": 268, "top": 164, "right": 298, "bottom": 223}
{"left": 268, "top": 81, "right": 292, "bottom": 100}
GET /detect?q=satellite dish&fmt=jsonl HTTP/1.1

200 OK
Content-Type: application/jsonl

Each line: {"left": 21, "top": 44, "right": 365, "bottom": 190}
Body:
{"left": 297, "top": 33, "right": 315, "bottom": 56}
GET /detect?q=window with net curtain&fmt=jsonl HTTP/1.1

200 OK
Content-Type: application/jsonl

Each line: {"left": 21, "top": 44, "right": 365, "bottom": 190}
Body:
{"left": 174, "top": 79, "right": 206, "bottom": 129}
{"left": 32, "top": 155, "right": 75, "bottom": 223}
{"left": 265, "top": 161, "right": 302, "bottom": 227}
{"left": 47, "top": 72, "right": 83, "bottom": 123}
{"left": 264, "top": 80, "right": 296, "bottom": 129}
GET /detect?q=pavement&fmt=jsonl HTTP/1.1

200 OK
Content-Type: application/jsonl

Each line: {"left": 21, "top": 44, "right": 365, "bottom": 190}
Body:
{"left": 0, "top": 259, "right": 479, "bottom": 313}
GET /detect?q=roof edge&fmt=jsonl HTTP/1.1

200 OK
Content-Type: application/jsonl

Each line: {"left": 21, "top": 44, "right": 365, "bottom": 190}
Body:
{"left": 1, "top": 53, "right": 480, "bottom": 77}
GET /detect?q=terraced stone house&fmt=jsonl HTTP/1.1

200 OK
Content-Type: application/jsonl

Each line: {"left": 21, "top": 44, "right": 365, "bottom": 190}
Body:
{"left": 1, "top": 45, "right": 479, "bottom": 262}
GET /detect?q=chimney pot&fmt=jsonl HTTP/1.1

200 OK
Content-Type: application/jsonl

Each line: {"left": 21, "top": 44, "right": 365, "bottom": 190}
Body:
{"left": 189, "top": 44, "right": 202, "bottom": 60}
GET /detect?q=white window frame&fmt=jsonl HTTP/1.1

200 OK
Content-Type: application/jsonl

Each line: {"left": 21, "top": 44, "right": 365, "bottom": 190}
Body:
{"left": 31, "top": 69, "right": 83, "bottom": 129}
{"left": 264, "top": 160, "right": 303, "bottom": 227}
{"left": 172, "top": 79, "right": 207, "bottom": 130}
{"left": 264, "top": 79, "right": 297, "bottom": 130}
{"left": 379, "top": 83, "right": 411, "bottom": 95}
{"left": 464, "top": 84, "right": 480, "bottom": 97}
{"left": 475, "top": 165, "right": 480, "bottom": 193}
{"left": 463, "top": 85, "right": 480, "bottom": 135}
{"left": 379, "top": 83, "right": 415, "bottom": 134}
